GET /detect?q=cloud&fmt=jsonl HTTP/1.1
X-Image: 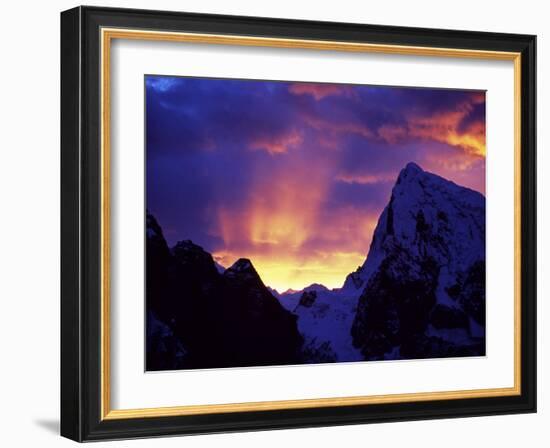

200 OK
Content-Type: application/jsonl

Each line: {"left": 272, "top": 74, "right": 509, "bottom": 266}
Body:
{"left": 407, "top": 105, "right": 486, "bottom": 157}
{"left": 288, "top": 82, "right": 355, "bottom": 100}
{"left": 369, "top": 91, "right": 486, "bottom": 156}
{"left": 250, "top": 129, "right": 303, "bottom": 155}
{"left": 377, "top": 124, "right": 408, "bottom": 144}
{"left": 146, "top": 76, "right": 179, "bottom": 92}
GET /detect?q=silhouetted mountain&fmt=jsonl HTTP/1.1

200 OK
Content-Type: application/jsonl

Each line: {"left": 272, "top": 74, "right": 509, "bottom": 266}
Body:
{"left": 146, "top": 213, "right": 302, "bottom": 370}
{"left": 146, "top": 311, "right": 188, "bottom": 370}
{"left": 214, "top": 261, "right": 226, "bottom": 274}
{"left": 350, "top": 163, "right": 485, "bottom": 360}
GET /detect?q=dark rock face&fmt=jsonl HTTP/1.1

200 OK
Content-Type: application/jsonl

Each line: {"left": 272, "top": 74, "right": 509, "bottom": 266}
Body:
{"left": 351, "top": 163, "right": 486, "bottom": 360}
{"left": 453, "top": 260, "right": 486, "bottom": 326}
{"left": 146, "top": 311, "right": 188, "bottom": 370}
{"left": 430, "top": 304, "right": 469, "bottom": 330}
{"left": 342, "top": 266, "right": 365, "bottom": 291}
{"left": 296, "top": 290, "right": 317, "bottom": 310}
{"left": 351, "top": 249, "right": 439, "bottom": 359}
{"left": 146, "top": 213, "right": 303, "bottom": 370}
{"left": 301, "top": 338, "right": 337, "bottom": 363}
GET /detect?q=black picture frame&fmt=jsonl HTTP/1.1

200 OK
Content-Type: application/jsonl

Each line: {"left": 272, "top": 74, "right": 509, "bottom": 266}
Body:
{"left": 61, "top": 5, "right": 536, "bottom": 442}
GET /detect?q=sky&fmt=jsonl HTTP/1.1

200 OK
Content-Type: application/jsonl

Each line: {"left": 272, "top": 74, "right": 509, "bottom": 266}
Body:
{"left": 146, "top": 75, "right": 486, "bottom": 291}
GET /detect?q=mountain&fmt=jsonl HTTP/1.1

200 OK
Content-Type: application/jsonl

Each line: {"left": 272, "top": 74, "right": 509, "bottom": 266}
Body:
{"left": 288, "top": 288, "right": 364, "bottom": 363}
{"left": 214, "top": 261, "right": 226, "bottom": 274}
{"left": 278, "top": 284, "right": 363, "bottom": 363}
{"left": 146, "top": 162, "right": 486, "bottom": 369}
{"left": 279, "top": 283, "right": 330, "bottom": 300}
{"left": 281, "top": 288, "right": 300, "bottom": 296}
{"left": 350, "top": 162, "right": 486, "bottom": 360}
{"left": 146, "top": 311, "right": 188, "bottom": 370}
{"left": 146, "top": 213, "right": 303, "bottom": 370}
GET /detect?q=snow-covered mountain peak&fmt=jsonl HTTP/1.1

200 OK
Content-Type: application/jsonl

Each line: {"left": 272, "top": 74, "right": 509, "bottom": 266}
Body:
{"left": 343, "top": 162, "right": 485, "bottom": 293}
{"left": 385, "top": 162, "right": 484, "bottom": 265}
{"left": 399, "top": 161, "right": 423, "bottom": 178}
{"left": 350, "top": 162, "right": 486, "bottom": 360}
{"left": 280, "top": 283, "right": 329, "bottom": 297}
{"left": 303, "top": 283, "right": 329, "bottom": 293}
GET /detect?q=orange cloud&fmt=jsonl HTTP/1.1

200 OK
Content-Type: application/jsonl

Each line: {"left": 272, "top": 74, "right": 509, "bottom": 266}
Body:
{"left": 373, "top": 97, "right": 486, "bottom": 158}
{"left": 470, "top": 91, "right": 486, "bottom": 104}
{"left": 407, "top": 99, "right": 486, "bottom": 157}
{"left": 408, "top": 113, "right": 485, "bottom": 157}
{"left": 288, "top": 83, "right": 355, "bottom": 100}
{"left": 210, "top": 161, "right": 380, "bottom": 290}
{"left": 250, "top": 129, "right": 303, "bottom": 155}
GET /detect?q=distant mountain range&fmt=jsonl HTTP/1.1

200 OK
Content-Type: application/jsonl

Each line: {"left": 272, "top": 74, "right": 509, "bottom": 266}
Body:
{"left": 146, "top": 162, "right": 486, "bottom": 370}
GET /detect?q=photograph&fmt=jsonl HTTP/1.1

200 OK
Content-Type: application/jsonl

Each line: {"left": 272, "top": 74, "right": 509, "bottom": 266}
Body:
{"left": 145, "top": 76, "right": 487, "bottom": 371}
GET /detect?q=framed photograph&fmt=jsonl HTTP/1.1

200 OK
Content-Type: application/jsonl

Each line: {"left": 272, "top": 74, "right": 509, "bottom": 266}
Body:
{"left": 60, "top": 6, "right": 536, "bottom": 442}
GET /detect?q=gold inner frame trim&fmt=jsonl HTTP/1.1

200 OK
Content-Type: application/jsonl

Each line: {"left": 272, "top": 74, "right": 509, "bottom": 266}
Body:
{"left": 100, "top": 27, "right": 522, "bottom": 421}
